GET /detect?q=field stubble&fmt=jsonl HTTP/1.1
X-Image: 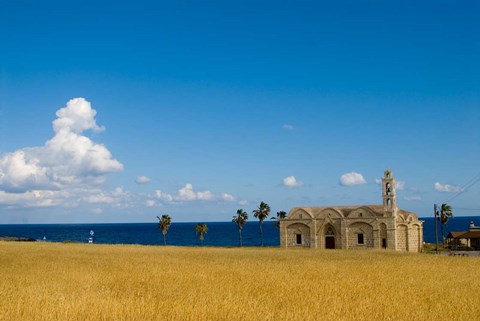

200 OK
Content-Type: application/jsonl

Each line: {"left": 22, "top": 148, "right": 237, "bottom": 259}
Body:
{"left": 0, "top": 242, "right": 478, "bottom": 321}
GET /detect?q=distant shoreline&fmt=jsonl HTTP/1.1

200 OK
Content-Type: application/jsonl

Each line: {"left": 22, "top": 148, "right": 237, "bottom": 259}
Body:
{"left": 0, "top": 215, "right": 479, "bottom": 225}
{"left": 0, "top": 236, "right": 36, "bottom": 242}
{"left": 1, "top": 217, "right": 478, "bottom": 246}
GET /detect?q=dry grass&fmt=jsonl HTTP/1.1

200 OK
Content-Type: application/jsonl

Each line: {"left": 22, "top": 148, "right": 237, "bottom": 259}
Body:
{"left": 0, "top": 242, "right": 478, "bottom": 321}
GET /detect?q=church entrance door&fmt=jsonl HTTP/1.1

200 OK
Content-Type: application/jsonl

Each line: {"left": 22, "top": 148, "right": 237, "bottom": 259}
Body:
{"left": 325, "top": 236, "right": 335, "bottom": 249}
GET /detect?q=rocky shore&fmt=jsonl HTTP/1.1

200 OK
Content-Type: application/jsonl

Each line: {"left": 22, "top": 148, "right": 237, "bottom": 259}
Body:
{"left": 0, "top": 237, "right": 36, "bottom": 242}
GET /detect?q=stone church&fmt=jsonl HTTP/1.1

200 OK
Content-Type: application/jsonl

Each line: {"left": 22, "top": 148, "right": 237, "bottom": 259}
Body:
{"left": 280, "top": 170, "right": 423, "bottom": 252}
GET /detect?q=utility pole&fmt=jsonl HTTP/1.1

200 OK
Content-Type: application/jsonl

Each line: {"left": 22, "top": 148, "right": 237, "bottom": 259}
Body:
{"left": 434, "top": 204, "right": 439, "bottom": 254}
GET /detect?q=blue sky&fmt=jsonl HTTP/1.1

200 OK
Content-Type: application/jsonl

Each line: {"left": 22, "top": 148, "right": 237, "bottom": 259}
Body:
{"left": 0, "top": 0, "right": 479, "bottom": 223}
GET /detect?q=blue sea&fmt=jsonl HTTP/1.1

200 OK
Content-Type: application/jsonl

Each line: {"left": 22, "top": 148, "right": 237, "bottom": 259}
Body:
{"left": 0, "top": 216, "right": 479, "bottom": 246}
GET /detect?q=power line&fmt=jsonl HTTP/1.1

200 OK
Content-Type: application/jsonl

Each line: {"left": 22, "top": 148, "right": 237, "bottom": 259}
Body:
{"left": 444, "top": 171, "right": 480, "bottom": 203}
{"left": 452, "top": 207, "right": 480, "bottom": 211}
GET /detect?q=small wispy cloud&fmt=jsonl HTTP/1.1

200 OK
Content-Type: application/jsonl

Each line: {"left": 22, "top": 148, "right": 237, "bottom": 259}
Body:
{"left": 146, "top": 200, "right": 156, "bottom": 207}
{"left": 283, "top": 176, "right": 304, "bottom": 188}
{"left": 135, "top": 176, "right": 151, "bottom": 184}
{"left": 340, "top": 172, "right": 367, "bottom": 186}
{"left": 221, "top": 193, "right": 236, "bottom": 202}
{"left": 282, "top": 124, "right": 294, "bottom": 130}
{"left": 396, "top": 181, "right": 406, "bottom": 190}
{"left": 375, "top": 178, "right": 405, "bottom": 190}
{"left": 434, "top": 182, "right": 463, "bottom": 193}
{"left": 154, "top": 190, "right": 174, "bottom": 202}
{"left": 153, "top": 183, "right": 235, "bottom": 203}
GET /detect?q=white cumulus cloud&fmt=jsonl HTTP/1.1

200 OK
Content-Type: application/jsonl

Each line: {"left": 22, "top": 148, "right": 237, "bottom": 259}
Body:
{"left": 283, "top": 176, "right": 304, "bottom": 188}
{"left": 0, "top": 98, "right": 125, "bottom": 210}
{"left": 154, "top": 184, "right": 235, "bottom": 203}
{"left": 340, "top": 172, "right": 367, "bottom": 186}
{"left": 83, "top": 187, "right": 129, "bottom": 205}
{"left": 0, "top": 98, "right": 122, "bottom": 193}
{"left": 84, "top": 193, "right": 116, "bottom": 204}
{"left": 53, "top": 98, "right": 105, "bottom": 134}
{"left": 175, "top": 183, "right": 199, "bottom": 201}
{"left": 176, "top": 183, "right": 214, "bottom": 201}
{"left": 0, "top": 186, "right": 130, "bottom": 210}
{"left": 136, "top": 176, "right": 151, "bottom": 184}
{"left": 154, "top": 190, "right": 174, "bottom": 202}
{"left": 0, "top": 189, "right": 61, "bottom": 208}
{"left": 434, "top": 182, "right": 463, "bottom": 193}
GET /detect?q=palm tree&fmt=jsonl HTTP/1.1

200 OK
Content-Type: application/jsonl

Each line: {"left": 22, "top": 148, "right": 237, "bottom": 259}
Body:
{"left": 232, "top": 209, "right": 248, "bottom": 247}
{"left": 440, "top": 203, "right": 453, "bottom": 247}
{"left": 253, "top": 201, "right": 271, "bottom": 246}
{"left": 271, "top": 211, "right": 287, "bottom": 229}
{"left": 195, "top": 223, "right": 208, "bottom": 246}
{"left": 157, "top": 215, "right": 171, "bottom": 246}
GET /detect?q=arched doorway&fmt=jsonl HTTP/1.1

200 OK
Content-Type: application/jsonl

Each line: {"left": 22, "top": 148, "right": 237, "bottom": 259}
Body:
{"left": 380, "top": 223, "right": 387, "bottom": 249}
{"left": 325, "top": 226, "right": 335, "bottom": 249}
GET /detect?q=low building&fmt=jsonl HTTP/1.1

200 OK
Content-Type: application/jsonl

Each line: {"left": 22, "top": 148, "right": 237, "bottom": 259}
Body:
{"left": 280, "top": 170, "right": 423, "bottom": 252}
{"left": 447, "top": 222, "right": 480, "bottom": 250}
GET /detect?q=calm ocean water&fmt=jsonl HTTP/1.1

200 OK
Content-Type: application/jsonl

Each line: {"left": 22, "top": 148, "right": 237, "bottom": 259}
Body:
{"left": 0, "top": 216, "right": 479, "bottom": 246}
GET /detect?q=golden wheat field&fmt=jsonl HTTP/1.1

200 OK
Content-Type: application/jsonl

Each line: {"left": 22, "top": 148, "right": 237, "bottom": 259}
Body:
{"left": 0, "top": 242, "right": 478, "bottom": 321}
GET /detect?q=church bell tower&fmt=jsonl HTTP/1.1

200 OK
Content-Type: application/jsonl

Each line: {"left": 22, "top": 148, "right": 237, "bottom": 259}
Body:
{"left": 382, "top": 169, "right": 397, "bottom": 217}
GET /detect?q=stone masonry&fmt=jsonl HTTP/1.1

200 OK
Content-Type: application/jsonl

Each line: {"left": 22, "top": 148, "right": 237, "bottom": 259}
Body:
{"left": 280, "top": 170, "right": 424, "bottom": 252}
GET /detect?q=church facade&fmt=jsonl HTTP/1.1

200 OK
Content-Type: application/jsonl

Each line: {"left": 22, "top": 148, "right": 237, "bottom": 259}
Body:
{"left": 280, "top": 170, "right": 423, "bottom": 252}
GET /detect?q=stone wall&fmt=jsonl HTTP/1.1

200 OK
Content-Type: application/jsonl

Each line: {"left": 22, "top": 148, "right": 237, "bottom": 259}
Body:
{"left": 285, "top": 223, "right": 311, "bottom": 247}
{"left": 280, "top": 214, "right": 423, "bottom": 251}
{"left": 347, "top": 222, "right": 374, "bottom": 249}
{"left": 396, "top": 224, "right": 408, "bottom": 251}
{"left": 408, "top": 224, "right": 422, "bottom": 252}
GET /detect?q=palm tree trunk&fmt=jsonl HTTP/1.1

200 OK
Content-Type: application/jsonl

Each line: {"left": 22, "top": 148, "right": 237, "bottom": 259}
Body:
{"left": 441, "top": 223, "right": 445, "bottom": 248}
{"left": 259, "top": 221, "right": 264, "bottom": 247}
{"left": 239, "top": 229, "right": 243, "bottom": 247}
{"left": 163, "top": 233, "right": 166, "bottom": 246}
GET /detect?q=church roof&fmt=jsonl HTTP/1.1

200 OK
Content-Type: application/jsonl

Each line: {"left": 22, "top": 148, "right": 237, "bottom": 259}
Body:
{"left": 397, "top": 209, "right": 419, "bottom": 220}
{"left": 289, "top": 205, "right": 383, "bottom": 216}
{"left": 287, "top": 205, "right": 419, "bottom": 220}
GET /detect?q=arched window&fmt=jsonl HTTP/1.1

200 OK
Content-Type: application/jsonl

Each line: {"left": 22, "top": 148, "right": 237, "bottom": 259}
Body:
{"left": 386, "top": 183, "right": 391, "bottom": 195}
{"left": 326, "top": 226, "right": 335, "bottom": 236}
